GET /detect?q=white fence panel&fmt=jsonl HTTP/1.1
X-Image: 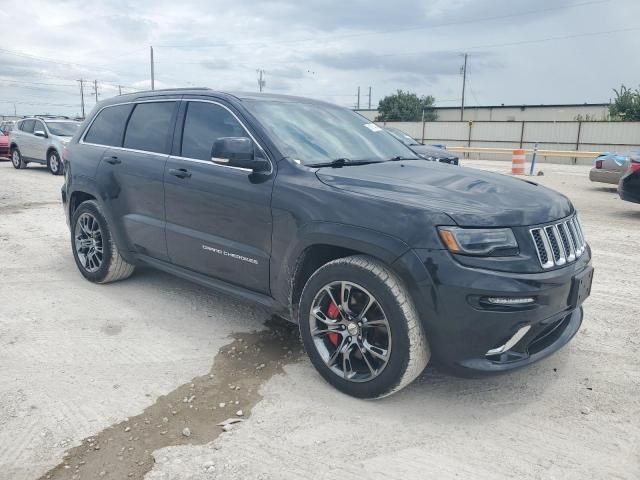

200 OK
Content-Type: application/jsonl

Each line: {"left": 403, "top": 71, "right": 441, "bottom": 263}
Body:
{"left": 580, "top": 122, "right": 640, "bottom": 145}
{"left": 422, "top": 122, "right": 469, "bottom": 142}
{"left": 471, "top": 122, "right": 522, "bottom": 142}
{"left": 524, "top": 122, "right": 580, "bottom": 146}
{"left": 378, "top": 120, "right": 640, "bottom": 163}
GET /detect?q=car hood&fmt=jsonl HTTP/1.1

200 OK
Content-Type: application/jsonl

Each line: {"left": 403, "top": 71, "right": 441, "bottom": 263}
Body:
{"left": 410, "top": 144, "right": 456, "bottom": 159}
{"left": 315, "top": 161, "right": 573, "bottom": 227}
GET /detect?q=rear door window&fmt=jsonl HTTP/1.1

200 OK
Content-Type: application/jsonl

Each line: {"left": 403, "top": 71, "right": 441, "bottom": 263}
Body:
{"left": 84, "top": 104, "right": 133, "bottom": 147}
{"left": 123, "top": 102, "right": 177, "bottom": 154}
{"left": 21, "top": 120, "right": 35, "bottom": 133}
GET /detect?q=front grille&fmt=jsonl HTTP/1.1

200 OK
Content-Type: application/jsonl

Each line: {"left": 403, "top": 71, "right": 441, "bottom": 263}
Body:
{"left": 530, "top": 216, "right": 586, "bottom": 269}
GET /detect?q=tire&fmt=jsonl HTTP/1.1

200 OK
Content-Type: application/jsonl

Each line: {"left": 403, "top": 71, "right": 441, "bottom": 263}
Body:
{"left": 47, "top": 150, "right": 63, "bottom": 175}
{"left": 298, "top": 255, "right": 430, "bottom": 399}
{"left": 71, "top": 200, "right": 135, "bottom": 284}
{"left": 11, "top": 147, "right": 26, "bottom": 169}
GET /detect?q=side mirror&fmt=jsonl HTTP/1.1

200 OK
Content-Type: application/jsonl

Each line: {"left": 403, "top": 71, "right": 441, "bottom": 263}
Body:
{"left": 34, "top": 130, "right": 47, "bottom": 138}
{"left": 211, "top": 137, "right": 270, "bottom": 172}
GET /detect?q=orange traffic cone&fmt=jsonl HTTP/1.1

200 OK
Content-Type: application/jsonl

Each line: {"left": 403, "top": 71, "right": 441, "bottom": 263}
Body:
{"left": 512, "top": 149, "right": 526, "bottom": 175}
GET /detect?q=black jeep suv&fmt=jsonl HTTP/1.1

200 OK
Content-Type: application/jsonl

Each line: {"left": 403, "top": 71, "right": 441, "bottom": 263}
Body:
{"left": 62, "top": 89, "right": 593, "bottom": 398}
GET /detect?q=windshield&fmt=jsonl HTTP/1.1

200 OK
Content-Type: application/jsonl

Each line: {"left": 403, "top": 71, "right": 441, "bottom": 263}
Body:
{"left": 46, "top": 121, "right": 80, "bottom": 136}
{"left": 244, "top": 100, "right": 418, "bottom": 164}
{"left": 386, "top": 127, "right": 420, "bottom": 146}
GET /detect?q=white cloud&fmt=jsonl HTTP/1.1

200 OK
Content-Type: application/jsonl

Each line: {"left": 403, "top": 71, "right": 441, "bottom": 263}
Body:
{"left": 1, "top": 0, "right": 639, "bottom": 116}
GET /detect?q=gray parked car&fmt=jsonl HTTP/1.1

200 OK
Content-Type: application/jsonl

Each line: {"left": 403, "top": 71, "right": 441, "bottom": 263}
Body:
{"left": 9, "top": 117, "right": 81, "bottom": 175}
{"left": 589, "top": 152, "right": 633, "bottom": 185}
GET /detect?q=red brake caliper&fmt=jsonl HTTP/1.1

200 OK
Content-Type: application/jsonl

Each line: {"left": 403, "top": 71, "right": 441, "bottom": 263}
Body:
{"left": 326, "top": 302, "right": 341, "bottom": 346}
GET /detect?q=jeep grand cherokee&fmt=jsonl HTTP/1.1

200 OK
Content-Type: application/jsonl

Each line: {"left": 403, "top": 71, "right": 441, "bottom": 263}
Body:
{"left": 61, "top": 89, "right": 593, "bottom": 398}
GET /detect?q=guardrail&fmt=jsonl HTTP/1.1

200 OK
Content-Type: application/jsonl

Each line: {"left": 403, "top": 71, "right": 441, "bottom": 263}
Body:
{"left": 447, "top": 146, "right": 600, "bottom": 159}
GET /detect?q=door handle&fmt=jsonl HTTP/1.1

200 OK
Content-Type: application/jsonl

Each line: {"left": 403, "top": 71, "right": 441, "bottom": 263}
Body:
{"left": 169, "top": 168, "right": 192, "bottom": 179}
{"left": 105, "top": 156, "right": 121, "bottom": 165}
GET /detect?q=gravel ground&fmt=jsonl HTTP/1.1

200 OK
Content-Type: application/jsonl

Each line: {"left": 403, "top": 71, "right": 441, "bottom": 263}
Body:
{"left": 0, "top": 159, "right": 639, "bottom": 480}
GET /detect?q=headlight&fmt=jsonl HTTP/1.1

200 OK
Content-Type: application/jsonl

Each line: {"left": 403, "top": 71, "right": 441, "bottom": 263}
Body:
{"left": 438, "top": 227, "right": 518, "bottom": 256}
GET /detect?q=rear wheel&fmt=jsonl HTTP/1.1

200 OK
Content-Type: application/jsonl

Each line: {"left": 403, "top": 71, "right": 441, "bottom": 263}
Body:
{"left": 11, "top": 147, "right": 25, "bottom": 169}
{"left": 299, "top": 255, "right": 430, "bottom": 398}
{"left": 47, "top": 150, "right": 62, "bottom": 175}
{"left": 71, "top": 200, "right": 135, "bottom": 283}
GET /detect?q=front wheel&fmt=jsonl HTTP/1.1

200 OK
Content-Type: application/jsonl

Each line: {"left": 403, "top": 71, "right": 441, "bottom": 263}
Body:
{"left": 11, "top": 147, "right": 25, "bottom": 169}
{"left": 47, "top": 150, "right": 63, "bottom": 175}
{"left": 71, "top": 200, "right": 135, "bottom": 283}
{"left": 299, "top": 255, "right": 430, "bottom": 399}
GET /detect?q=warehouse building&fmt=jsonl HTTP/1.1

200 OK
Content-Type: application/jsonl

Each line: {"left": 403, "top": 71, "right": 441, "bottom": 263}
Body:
{"left": 356, "top": 103, "right": 610, "bottom": 122}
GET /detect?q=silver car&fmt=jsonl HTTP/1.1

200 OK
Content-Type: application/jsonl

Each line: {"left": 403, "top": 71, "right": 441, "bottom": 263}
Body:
{"left": 9, "top": 117, "right": 81, "bottom": 175}
{"left": 589, "top": 152, "right": 633, "bottom": 185}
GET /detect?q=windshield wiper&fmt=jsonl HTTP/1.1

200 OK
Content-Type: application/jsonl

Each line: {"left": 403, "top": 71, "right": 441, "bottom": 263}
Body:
{"left": 307, "top": 158, "right": 382, "bottom": 168}
{"left": 388, "top": 155, "right": 419, "bottom": 161}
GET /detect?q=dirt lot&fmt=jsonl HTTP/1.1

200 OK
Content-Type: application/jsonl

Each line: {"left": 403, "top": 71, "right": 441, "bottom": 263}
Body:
{"left": 0, "top": 159, "right": 638, "bottom": 480}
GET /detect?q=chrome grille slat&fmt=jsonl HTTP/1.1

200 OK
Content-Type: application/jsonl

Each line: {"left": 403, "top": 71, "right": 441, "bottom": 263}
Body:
{"left": 567, "top": 219, "right": 582, "bottom": 257}
{"left": 559, "top": 222, "right": 576, "bottom": 261}
{"left": 530, "top": 215, "right": 586, "bottom": 269}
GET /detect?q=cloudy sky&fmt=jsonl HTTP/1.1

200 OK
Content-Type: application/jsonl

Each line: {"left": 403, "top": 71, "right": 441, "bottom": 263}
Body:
{"left": 1, "top": 0, "right": 639, "bottom": 117}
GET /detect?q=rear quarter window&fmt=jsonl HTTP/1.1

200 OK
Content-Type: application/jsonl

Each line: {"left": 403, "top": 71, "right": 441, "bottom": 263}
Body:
{"left": 84, "top": 104, "right": 133, "bottom": 147}
{"left": 123, "top": 102, "right": 176, "bottom": 154}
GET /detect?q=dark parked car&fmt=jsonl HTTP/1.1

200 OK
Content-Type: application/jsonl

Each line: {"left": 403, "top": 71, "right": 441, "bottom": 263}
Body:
{"left": 385, "top": 127, "right": 459, "bottom": 165}
{"left": 62, "top": 89, "right": 592, "bottom": 398}
{"left": 618, "top": 155, "right": 640, "bottom": 204}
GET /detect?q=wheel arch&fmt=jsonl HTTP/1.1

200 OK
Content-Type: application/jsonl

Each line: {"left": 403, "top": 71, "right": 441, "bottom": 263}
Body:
{"left": 69, "top": 190, "right": 97, "bottom": 219}
{"left": 278, "top": 222, "right": 412, "bottom": 322}
{"left": 46, "top": 146, "right": 59, "bottom": 159}
{"left": 67, "top": 185, "right": 137, "bottom": 264}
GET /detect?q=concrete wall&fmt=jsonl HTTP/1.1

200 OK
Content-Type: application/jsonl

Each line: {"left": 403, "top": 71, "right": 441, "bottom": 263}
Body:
{"left": 356, "top": 104, "right": 611, "bottom": 123}
{"left": 377, "top": 120, "right": 640, "bottom": 165}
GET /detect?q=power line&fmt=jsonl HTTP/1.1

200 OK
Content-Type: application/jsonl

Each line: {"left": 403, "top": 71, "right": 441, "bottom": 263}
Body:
{"left": 0, "top": 78, "right": 76, "bottom": 88}
{"left": 157, "top": 0, "right": 613, "bottom": 49}
{"left": 0, "top": 99, "right": 78, "bottom": 107}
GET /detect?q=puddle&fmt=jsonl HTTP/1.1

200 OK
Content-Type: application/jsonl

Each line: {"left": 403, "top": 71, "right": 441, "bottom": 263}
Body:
{"left": 39, "top": 316, "right": 302, "bottom": 480}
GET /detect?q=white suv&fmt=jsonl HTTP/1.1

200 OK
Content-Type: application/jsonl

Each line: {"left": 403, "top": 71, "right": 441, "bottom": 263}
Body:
{"left": 9, "top": 117, "right": 80, "bottom": 175}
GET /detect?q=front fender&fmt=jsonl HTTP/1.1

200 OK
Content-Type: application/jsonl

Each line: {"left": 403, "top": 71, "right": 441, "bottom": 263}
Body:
{"left": 269, "top": 220, "right": 411, "bottom": 311}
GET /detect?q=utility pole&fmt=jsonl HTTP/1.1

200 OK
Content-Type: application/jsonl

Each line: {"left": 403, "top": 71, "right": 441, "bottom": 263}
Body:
{"left": 118, "top": 85, "right": 122, "bottom": 96}
{"left": 368, "top": 86, "right": 372, "bottom": 109}
{"left": 357, "top": 86, "right": 361, "bottom": 110}
{"left": 257, "top": 69, "right": 266, "bottom": 92}
{"left": 150, "top": 46, "right": 155, "bottom": 90}
{"left": 77, "top": 79, "right": 85, "bottom": 118}
{"left": 460, "top": 53, "right": 468, "bottom": 121}
{"left": 92, "top": 80, "right": 99, "bottom": 103}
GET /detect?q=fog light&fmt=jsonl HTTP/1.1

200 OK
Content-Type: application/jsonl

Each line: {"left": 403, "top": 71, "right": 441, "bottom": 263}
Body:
{"left": 485, "top": 297, "right": 535, "bottom": 305}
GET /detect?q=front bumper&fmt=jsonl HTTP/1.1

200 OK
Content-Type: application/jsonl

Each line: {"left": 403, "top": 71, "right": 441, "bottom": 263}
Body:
{"left": 393, "top": 248, "right": 592, "bottom": 375}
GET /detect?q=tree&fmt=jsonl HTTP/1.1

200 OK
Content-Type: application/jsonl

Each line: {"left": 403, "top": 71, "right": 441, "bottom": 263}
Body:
{"left": 609, "top": 84, "right": 640, "bottom": 121}
{"left": 376, "top": 90, "right": 437, "bottom": 122}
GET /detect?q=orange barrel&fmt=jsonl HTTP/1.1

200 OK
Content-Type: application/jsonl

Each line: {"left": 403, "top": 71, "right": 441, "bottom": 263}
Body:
{"left": 512, "top": 149, "right": 526, "bottom": 175}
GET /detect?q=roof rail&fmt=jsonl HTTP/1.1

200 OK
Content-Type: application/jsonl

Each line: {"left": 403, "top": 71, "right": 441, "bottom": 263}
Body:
{"left": 34, "top": 115, "right": 72, "bottom": 120}
{"left": 131, "top": 87, "right": 212, "bottom": 95}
